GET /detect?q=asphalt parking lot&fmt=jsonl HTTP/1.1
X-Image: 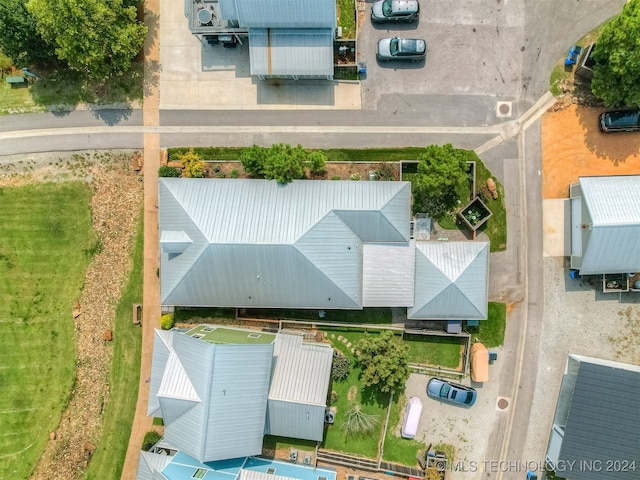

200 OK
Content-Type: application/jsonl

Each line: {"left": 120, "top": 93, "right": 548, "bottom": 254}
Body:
{"left": 358, "top": 0, "right": 525, "bottom": 119}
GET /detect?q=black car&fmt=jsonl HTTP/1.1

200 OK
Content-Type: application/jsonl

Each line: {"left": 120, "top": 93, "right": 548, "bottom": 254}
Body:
{"left": 599, "top": 109, "right": 640, "bottom": 133}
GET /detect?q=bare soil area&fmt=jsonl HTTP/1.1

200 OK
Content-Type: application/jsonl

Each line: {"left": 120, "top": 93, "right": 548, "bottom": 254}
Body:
{"left": 542, "top": 104, "right": 640, "bottom": 199}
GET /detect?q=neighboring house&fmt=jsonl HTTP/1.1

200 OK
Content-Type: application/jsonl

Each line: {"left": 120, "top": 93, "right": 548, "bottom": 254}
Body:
{"left": 545, "top": 354, "right": 640, "bottom": 480}
{"left": 142, "top": 325, "right": 333, "bottom": 479}
{"left": 159, "top": 178, "right": 490, "bottom": 321}
{"left": 570, "top": 175, "right": 640, "bottom": 275}
{"left": 185, "top": 0, "right": 336, "bottom": 79}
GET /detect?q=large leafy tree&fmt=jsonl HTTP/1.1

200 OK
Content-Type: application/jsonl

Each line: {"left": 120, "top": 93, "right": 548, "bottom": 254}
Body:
{"left": 262, "top": 144, "right": 306, "bottom": 184}
{"left": 354, "top": 330, "right": 409, "bottom": 394}
{"left": 411, "top": 144, "right": 471, "bottom": 218}
{"left": 591, "top": 0, "right": 640, "bottom": 107}
{"left": 26, "top": 0, "right": 147, "bottom": 80}
{"left": 0, "top": 0, "right": 57, "bottom": 67}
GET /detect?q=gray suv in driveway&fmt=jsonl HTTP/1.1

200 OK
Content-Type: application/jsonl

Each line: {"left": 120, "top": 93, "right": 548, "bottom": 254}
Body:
{"left": 377, "top": 37, "right": 427, "bottom": 62}
{"left": 371, "top": 0, "right": 419, "bottom": 23}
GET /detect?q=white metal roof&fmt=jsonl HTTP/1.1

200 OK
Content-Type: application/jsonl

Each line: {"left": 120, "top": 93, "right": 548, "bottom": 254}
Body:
{"left": 362, "top": 242, "right": 415, "bottom": 306}
{"left": 408, "top": 241, "right": 489, "bottom": 320}
{"left": 159, "top": 179, "right": 411, "bottom": 308}
{"left": 249, "top": 29, "right": 334, "bottom": 77}
{"left": 575, "top": 176, "right": 640, "bottom": 274}
{"left": 228, "top": 0, "right": 336, "bottom": 28}
{"left": 269, "top": 332, "right": 333, "bottom": 405}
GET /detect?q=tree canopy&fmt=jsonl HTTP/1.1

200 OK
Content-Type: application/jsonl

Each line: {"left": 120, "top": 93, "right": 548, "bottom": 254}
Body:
{"left": 411, "top": 144, "right": 472, "bottom": 218}
{"left": 0, "top": 0, "right": 57, "bottom": 67}
{"left": 354, "top": 330, "right": 409, "bottom": 394}
{"left": 239, "top": 144, "right": 327, "bottom": 184}
{"left": 591, "top": 0, "right": 640, "bottom": 107}
{"left": 26, "top": 0, "right": 147, "bottom": 79}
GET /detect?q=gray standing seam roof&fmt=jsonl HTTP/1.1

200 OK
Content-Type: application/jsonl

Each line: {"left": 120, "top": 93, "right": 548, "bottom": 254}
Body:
{"left": 577, "top": 176, "right": 640, "bottom": 274}
{"left": 249, "top": 29, "right": 334, "bottom": 77}
{"left": 159, "top": 179, "right": 411, "bottom": 308}
{"left": 558, "top": 361, "right": 640, "bottom": 480}
{"left": 269, "top": 332, "right": 333, "bottom": 405}
{"left": 228, "top": 0, "right": 336, "bottom": 28}
{"left": 408, "top": 241, "right": 489, "bottom": 320}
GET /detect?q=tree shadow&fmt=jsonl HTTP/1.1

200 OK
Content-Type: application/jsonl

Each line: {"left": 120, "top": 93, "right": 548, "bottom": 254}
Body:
{"left": 143, "top": 10, "right": 160, "bottom": 58}
{"left": 574, "top": 97, "right": 640, "bottom": 162}
{"left": 360, "top": 383, "right": 399, "bottom": 408}
{"left": 144, "top": 59, "right": 161, "bottom": 98}
{"left": 88, "top": 106, "right": 133, "bottom": 125}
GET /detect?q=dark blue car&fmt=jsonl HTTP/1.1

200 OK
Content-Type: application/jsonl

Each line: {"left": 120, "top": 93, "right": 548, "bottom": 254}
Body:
{"left": 427, "top": 378, "right": 477, "bottom": 406}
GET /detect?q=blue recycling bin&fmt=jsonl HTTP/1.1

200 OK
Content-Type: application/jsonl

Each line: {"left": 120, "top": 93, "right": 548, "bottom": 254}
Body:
{"left": 358, "top": 61, "right": 367, "bottom": 74}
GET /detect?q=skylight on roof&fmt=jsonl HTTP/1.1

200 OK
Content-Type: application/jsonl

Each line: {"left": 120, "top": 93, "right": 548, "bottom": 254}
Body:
{"left": 267, "top": 468, "right": 276, "bottom": 475}
{"left": 202, "top": 327, "right": 214, "bottom": 332}
{"left": 193, "top": 468, "right": 207, "bottom": 479}
{"left": 247, "top": 333, "right": 261, "bottom": 338}
{"left": 192, "top": 334, "right": 205, "bottom": 339}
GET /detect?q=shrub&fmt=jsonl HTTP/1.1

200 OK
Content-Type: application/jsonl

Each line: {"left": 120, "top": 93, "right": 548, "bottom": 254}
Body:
{"left": 240, "top": 145, "right": 268, "bottom": 177}
{"left": 373, "top": 162, "right": 395, "bottom": 181}
{"left": 307, "top": 151, "right": 328, "bottom": 175}
{"left": 176, "top": 148, "right": 206, "bottom": 178}
{"left": 160, "top": 313, "right": 174, "bottom": 330}
{"left": 142, "top": 431, "right": 162, "bottom": 451}
{"left": 332, "top": 176, "right": 342, "bottom": 180}
{"left": 230, "top": 169, "right": 239, "bottom": 178}
{"left": 331, "top": 350, "right": 351, "bottom": 382}
{"left": 350, "top": 173, "right": 363, "bottom": 181}
{"left": 328, "top": 390, "right": 339, "bottom": 405}
{"left": 158, "top": 165, "right": 180, "bottom": 177}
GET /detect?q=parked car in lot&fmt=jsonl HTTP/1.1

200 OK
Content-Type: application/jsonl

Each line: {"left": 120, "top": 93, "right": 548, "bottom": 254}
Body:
{"left": 427, "top": 377, "right": 477, "bottom": 406}
{"left": 371, "top": 0, "right": 419, "bottom": 23}
{"left": 599, "top": 109, "right": 640, "bottom": 133}
{"left": 376, "top": 37, "right": 427, "bottom": 62}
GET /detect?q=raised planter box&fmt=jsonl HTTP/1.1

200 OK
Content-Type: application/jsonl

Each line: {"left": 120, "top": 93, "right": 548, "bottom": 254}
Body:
{"left": 458, "top": 197, "right": 492, "bottom": 231}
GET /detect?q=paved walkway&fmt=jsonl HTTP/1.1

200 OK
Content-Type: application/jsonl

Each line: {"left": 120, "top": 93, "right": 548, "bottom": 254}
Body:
{"left": 120, "top": 0, "right": 162, "bottom": 478}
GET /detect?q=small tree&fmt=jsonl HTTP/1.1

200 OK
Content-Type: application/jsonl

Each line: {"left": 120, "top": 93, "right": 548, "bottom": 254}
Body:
{"left": 177, "top": 148, "right": 206, "bottom": 178}
{"left": 0, "top": 51, "right": 12, "bottom": 77}
{"left": 307, "top": 151, "right": 328, "bottom": 176}
{"left": 158, "top": 165, "right": 180, "bottom": 177}
{"left": 591, "top": 0, "right": 640, "bottom": 107}
{"left": 262, "top": 144, "right": 306, "bottom": 184}
{"left": 341, "top": 404, "right": 379, "bottom": 437}
{"left": 412, "top": 144, "right": 471, "bottom": 218}
{"left": 354, "top": 330, "right": 409, "bottom": 393}
{"left": 240, "top": 145, "right": 268, "bottom": 177}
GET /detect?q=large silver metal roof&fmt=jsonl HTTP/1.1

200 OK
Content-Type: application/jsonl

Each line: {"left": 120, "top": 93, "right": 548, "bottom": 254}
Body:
{"left": 575, "top": 176, "right": 640, "bottom": 274}
{"left": 249, "top": 29, "right": 334, "bottom": 77}
{"left": 408, "top": 241, "right": 489, "bottom": 320}
{"left": 159, "top": 179, "right": 411, "bottom": 308}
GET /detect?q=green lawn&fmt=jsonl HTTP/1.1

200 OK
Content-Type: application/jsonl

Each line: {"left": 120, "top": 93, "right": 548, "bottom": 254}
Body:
{"left": 337, "top": 0, "right": 356, "bottom": 39}
{"left": 0, "top": 78, "right": 44, "bottom": 114}
{"left": 381, "top": 393, "right": 423, "bottom": 466}
{"left": 467, "top": 302, "right": 506, "bottom": 348}
{"left": 403, "top": 334, "right": 464, "bottom": 369}
{"left": 322, "top": 336, "right": 388, "bottom": 458}
{"left": 84, "top": 215, "right": 144, "bottom": 480}
{"left": 0, "top": 182, "right": 98, "bottom": 479}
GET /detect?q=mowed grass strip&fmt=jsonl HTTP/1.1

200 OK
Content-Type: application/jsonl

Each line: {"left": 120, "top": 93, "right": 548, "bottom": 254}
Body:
{"left": 0, "top": 182, "right": 97, "bottom": 479}
{"left": 85, "top": 214, "right": 143, "bottom": 480}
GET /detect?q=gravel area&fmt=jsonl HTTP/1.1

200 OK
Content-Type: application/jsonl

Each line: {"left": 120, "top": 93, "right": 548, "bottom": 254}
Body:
{"left": 522, "top": 257, "right": 640, "bottom": 466}
{"left": 0, "top": 151, "right": 143, "bottom": 480}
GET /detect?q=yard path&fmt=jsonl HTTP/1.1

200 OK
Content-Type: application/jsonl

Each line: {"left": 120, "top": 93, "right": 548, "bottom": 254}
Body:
{"left": 120, "top": 0, "right": 162, "bottom": 478}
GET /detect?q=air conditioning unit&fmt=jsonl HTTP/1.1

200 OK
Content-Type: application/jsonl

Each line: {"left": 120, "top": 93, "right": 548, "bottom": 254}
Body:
{"left": 427, "top": 456, "right": 447, "bottom": 472}
{"left": 324, "top": 408, "right": 335, "bottom": 424}
{"left": 303, "top": 455, "right": 311, "bottom": 465}
{"left": 289, "top": 449, "right": 298, "bottom": 462}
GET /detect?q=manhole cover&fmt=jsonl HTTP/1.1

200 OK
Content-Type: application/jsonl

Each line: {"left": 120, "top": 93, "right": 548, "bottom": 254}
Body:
{"left": 498, "top": 398, "right": 509, "bottom": 409}
{"left": 499, "top": 103, "right": 510, "bottom": 114}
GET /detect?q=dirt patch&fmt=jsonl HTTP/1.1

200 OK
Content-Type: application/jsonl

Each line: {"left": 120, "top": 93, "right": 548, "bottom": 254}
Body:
{"left": 542, "top": 104, "right": 640, "bottom": 199}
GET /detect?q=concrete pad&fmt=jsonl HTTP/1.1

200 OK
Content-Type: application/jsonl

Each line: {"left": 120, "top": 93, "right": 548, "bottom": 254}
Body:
{"left": 160, "top": 81, "right": 201, "bottom": 109}
{"left": 160, "top": 46, "right": 201, "bottom": 81}
{"left": 543, "top": 199, "right": 570, "bottom": 257}
{"left": 161, "top": 21, "right": 200, "bottom": 47}
{"left": 198, "top": 81, "right": 243, "bottom": 108}
{"left": 161, "top": 0, "right": 186, "bottom": 18}
{"left": 333, "top": 83, "right": 362, "bottom": 110}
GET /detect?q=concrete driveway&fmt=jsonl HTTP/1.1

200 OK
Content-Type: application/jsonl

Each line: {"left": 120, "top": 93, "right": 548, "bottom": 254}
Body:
{"left": 358, "top": 0, "right": 525, "bottom": 119}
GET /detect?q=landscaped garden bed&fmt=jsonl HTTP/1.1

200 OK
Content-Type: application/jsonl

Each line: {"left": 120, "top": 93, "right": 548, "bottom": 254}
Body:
{"left": 458, "top": 196, "right": 493, "bottom": 231}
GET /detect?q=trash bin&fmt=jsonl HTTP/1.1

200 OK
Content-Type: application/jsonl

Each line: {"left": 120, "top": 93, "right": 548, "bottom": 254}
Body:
{"left": 569, "top": 269, "right": 580, "bottom": 280}
{"left": 358, "top": 61, "right": 367, "bottom": 74}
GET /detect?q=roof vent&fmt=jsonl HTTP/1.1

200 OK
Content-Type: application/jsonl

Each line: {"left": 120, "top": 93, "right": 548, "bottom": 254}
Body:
{"left": 324, "top": 408, "right": 335, "bottom": 424}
